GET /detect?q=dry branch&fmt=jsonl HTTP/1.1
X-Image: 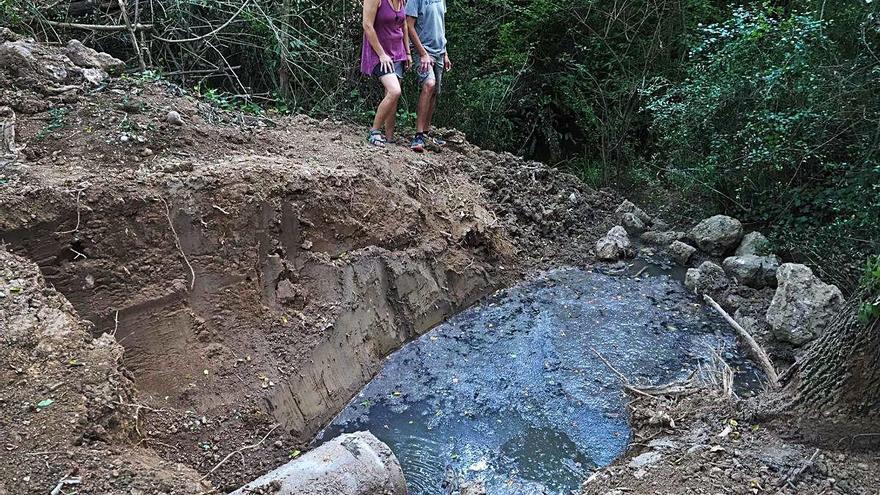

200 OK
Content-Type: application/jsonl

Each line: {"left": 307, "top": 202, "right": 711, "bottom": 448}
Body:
{"left": 198, "top": 424, "right": 279, "bottom": 482}
{"left": 160, "top": 197, "right": 196, "bottom": 291}
{"left": 43, "top": 20, "right": 153, "bottom": 32}
{"left": 152, "top": 0, "right": 251, "bottom": 44}
{"left": 590, "top": 347, "right": 659, "bottom": 399}
{"left": 704, "top": 294, "right": 780, "bottom": 389}
{"left": 117, "top": 0, "right": 146, "bottom": 70}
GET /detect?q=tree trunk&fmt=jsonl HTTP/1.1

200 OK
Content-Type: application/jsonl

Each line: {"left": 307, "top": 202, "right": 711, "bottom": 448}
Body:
{"left": 794, "top": 295, "right": 880, "bottom": 417}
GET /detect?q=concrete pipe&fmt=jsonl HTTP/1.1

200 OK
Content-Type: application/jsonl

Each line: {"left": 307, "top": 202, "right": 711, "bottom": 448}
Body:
{"left": 229, "top": 431, "right": 406, "bottom": 495}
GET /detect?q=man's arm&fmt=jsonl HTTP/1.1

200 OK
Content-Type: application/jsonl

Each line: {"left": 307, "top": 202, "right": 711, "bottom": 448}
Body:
{"left": 406, "top": 16, "right": 433, "bottom": 72}
{"left": 403, "top": 18, "right": 412, "bottom": 69}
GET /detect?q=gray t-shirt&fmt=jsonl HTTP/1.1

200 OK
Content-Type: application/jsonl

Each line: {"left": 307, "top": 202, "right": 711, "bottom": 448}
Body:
{"left": 406, "top": 0, "right": 447, "bottom": 56}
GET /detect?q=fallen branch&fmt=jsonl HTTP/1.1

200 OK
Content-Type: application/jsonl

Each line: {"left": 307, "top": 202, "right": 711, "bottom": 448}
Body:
{"left": 160, "top": 197, "right": 196, "bottom": 291}
{"left": 780, "top": 448, "right": 819, "bottom": 487}
{"left": 198, "top": 424, "right": 279, "bottom": 482}
{"left": 703, "top": 294, "right": 780, "bottom": 389}
{"left": 43, "top": 20, "right": 153, "bottom": 32}
{"left": 57, "top": 187, "right": 86, "bottom": 234}
{"left": 590, "top": 348, "right": 658, "bottom": 400}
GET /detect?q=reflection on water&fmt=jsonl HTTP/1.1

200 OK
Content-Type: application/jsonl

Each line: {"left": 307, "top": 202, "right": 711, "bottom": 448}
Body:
{"left": 316, "top": 267, "right": 759, "bottom": 494}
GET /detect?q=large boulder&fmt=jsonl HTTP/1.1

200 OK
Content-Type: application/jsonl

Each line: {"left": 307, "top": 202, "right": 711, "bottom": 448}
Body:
{"left": 63, "top": 39, "right": 124, "bottom": 74}
{"left": 230, "top": 431, "right": 406, "bottom": 495}
{"left": 722, "top": 255, "right": 780, "bottom": 289}
{"left": 684, "top": 261, "right": 729, "bottom": 296}
{"left": 615, "top": 200, "right": 651, "bottom": 225}
{"left": 668, "top": 240, "right": 697, "bottom": 265}
{"left": 689, "top": 215, "right": 744, "bottom": 256}
{"left": 766, "top": 263, "right": 845, "bottom": 345}
{"left": 595, "top": 226, "right": 635, "bottom": 261}
{"left": 735, "top": 231, "right": 772, "bottom": 257}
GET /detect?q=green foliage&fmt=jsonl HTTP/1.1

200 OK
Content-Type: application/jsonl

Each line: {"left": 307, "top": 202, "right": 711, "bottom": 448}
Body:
{"left": 36, "top": 107, "right": 68, "bottom": 140}
{"left": 0, "top": 0, "right": 24, "bottom": 27}
{"left": 860, "top": 256, "right": 880, "bottom": 323}
{"left": 644, "top": 4, "right": 880, "bottom": 282}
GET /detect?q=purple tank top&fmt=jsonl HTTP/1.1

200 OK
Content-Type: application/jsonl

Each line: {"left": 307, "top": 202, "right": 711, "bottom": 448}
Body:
{"left": 361, "top": 0, "right": 407, "bottom": 75}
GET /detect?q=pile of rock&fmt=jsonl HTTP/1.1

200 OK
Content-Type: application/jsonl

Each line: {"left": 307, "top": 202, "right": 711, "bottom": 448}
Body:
{"left": 0, "top": 33, "right": 123, "bottom": 95}
{"left": 602, "top": 200, "right": 845, "bottom": 348}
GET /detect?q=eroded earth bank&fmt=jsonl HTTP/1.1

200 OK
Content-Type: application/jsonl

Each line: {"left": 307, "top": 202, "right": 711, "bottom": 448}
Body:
{"left": 1, "top": 35, "right": 878, "bottom": 494}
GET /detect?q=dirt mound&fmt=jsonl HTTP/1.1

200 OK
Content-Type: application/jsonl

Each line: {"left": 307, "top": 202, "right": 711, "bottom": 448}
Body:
{"left": 0, "top": 247, "right": 206, "bottom": 494}
{"left": 582, "top": 394, "right": 880, "bottom": 494}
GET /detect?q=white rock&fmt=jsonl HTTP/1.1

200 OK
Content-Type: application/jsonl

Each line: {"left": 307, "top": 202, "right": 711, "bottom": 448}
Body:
{"left": 230, "top": 432, "right": 406, "bottom": 495}
{"left": 595, "top": 226, "right": 634, "bottom": 261}
{"left": 621, "top": 212, "right": 646, "bottom": 232}
{"left": 722, "top": 255, "right": 780, "bottom": 288}
{"left": 165, "top": 110, "right": 184, "bottom": 126}
{"left": 641, "top": 230, "right": 687, "bottom": 245}
{"left": 668, "top": 240, "right": 697, "bottom": 265}
{"left": 689, "top": 215, "right": 744, "bottom": 256}
{"left": 628, "top": 451, "right": 663, "bottom": 469}
{"left": 735, "top": 231, "right": 772, "bottom": 256}
{"left": 615, "top": 200, "right": 651, "bottom": 224}
{"left": 684, "top": 261, "right": 729, "bottom": 295}
{"left": 766, "top": 263, "right": 844, "bottom": 345}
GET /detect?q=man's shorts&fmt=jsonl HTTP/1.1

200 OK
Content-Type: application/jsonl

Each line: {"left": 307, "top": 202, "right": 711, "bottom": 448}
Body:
{"left": 414, "top": 53, "right": 444, "bottom": 94}
{"left": 372, "top": 61, "right": 405, "bottom": 80}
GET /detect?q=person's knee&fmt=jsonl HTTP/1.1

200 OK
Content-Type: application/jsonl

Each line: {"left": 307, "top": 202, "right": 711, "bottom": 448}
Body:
{"left": 386, "top": 85, "right": 402, "bottom": 100}
{"left": 422, "top": 78, "right": 437, "bottom": 94}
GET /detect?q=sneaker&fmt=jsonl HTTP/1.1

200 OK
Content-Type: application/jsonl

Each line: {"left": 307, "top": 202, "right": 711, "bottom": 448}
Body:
{"left": 428, "top": 132, "right": 447, "bottom": 147}
{"left": 410, "top": 133, "right": 426, "bottom": 152}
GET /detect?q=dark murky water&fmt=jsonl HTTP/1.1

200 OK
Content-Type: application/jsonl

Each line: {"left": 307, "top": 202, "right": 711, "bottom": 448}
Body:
{"left": 316, "top": 263, "right": 760, "bottom": 494}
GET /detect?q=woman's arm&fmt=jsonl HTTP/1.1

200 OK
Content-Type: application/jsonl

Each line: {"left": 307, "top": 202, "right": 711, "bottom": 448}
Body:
{"left": 363, "top": 0, "right": 392, "bottom": 72}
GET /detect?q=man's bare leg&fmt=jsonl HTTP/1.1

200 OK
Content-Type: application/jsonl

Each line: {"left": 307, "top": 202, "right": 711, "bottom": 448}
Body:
{"left": 415, "top": 77, "right": 437, "bottom": 133}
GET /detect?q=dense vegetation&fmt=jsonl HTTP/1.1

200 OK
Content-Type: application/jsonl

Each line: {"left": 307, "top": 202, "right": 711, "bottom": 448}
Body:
{"left": 2, "top": 0, "right": 878, "bottom": 285}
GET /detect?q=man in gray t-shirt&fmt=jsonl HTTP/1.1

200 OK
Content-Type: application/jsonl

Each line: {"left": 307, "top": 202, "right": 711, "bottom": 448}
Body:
{"left": 406, "top": 0, "right": 451, "bottom": 152}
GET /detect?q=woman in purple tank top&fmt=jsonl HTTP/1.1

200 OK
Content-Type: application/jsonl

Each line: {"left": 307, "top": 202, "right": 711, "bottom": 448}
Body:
{"left": 362, "top": 0, "right": 411, "bottom": 147}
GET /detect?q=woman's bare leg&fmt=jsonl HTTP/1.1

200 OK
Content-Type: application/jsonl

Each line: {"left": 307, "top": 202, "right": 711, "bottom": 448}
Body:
{"left": 372, "top": 74, "right": 402, "bottom": 138}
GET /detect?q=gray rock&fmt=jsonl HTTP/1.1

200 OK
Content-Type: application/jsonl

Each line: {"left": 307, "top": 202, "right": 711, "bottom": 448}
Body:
{"left": 621, "top": 212, "right": 646, "bottom": 232}
{"left": 230, "top": 431, "right": 406, "bottom": 495}
{"left": 689, "top": 215, "right": 744, "bottom": 256}
{"left": 628, "top": 451, "right": 663, "bottom": 469}
{"left": 615, "top": 200, "right": 651, "bottom": 224}
{"left": 640, "top": 230, "right": 687, "bottom": 245}
{"left": 166, "top": 110, "right": 184, "bottom": 126}
{"left": 722, "top": 255, "right": 780, "bottom": 288}
{"left": 595, "top": 226, "right": 634, "bottom": 261}
{"left": 652, "top": 218, "right": 671, "bottom": 231}
{"left": 735, "top": 232, "right": 772, "bottom": 256}
{"left": 63, "top": 39, "right": 123, "bottom": 74}
{"left": 766, "top": 263, "right": 845, "bottom": 345}
{"left": 684, "top": 261, "right": 729, "bottom": 295}
{"left": 668, "top": 240, "right": 697, "bottom": 265}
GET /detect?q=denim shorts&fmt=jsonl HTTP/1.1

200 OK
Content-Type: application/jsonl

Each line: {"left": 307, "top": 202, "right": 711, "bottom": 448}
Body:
{"left": 415, "top": 53, "right": 444, "bottom": 94}
{"left": 372, "top": 60, "right": 405, "bottom": 80}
